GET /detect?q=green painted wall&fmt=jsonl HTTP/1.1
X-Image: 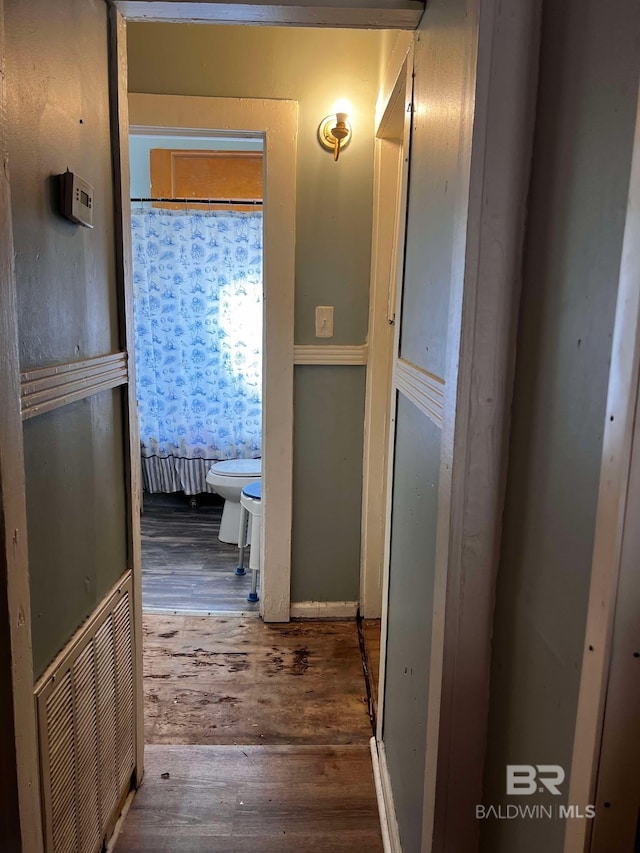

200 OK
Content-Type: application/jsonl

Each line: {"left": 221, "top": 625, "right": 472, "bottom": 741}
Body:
{"left": 291, "top": 367, "right": 366, "bottom": 603}
{"left": 23, "top": 395, "right": 127, "bottom": 679}
{"left": 6, "top": 0, "right": 128, "bottom": 677}
{"left": 127, "top": 23, "right": 386, "bottom": 601}
{"left": 127, "top": 23, "right": 384, "bottom": 347}
{"left": 481, "top": 0, "right": 640, "bottom": 850}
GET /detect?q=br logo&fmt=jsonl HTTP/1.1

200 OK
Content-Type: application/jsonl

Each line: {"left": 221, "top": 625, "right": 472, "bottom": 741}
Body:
{"left": 507, "top": 765, "right": 565, "bottom": 796}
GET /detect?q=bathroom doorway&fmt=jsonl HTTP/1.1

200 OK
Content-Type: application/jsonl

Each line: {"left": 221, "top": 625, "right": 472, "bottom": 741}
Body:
{"left": 130, "top": 129, "right": 265, "bottom": 616}
{"left": 127, "top": 94, "right": 297, "bottom": 625}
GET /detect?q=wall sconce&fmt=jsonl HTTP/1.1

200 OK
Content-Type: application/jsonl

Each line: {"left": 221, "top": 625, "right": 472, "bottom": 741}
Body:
{"left": 318, "top": 102, "right": 353, "bottom": 162}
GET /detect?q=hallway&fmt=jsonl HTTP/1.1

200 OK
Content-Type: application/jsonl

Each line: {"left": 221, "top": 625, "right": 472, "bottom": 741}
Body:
{"left": 115, "top": 617, "right": 383, "bottom": 850}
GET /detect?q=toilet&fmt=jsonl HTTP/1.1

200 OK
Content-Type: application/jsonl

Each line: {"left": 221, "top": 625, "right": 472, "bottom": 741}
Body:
{"left": 205, "top": 458, "right": 262, "bottom": 544}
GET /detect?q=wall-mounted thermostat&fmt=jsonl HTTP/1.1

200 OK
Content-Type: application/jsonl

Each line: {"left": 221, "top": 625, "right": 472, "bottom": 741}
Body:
{"left": 60, "top": 170, "right": 94, "bottom": 228}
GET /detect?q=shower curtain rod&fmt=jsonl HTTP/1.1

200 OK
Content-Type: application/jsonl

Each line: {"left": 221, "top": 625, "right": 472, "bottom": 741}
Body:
{"left": 131, "top": 197, "right": 263, "bottom": 206}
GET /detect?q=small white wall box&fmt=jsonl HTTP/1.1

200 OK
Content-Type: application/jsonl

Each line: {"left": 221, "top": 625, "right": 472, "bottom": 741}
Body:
{"left": 60, "top": 171, "right": 94, "bottom": 228}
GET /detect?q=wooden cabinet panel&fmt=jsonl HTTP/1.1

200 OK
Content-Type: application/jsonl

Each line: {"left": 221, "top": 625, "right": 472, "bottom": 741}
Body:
{"left": 150, "top": 149, "right": 263, "bottom": 211}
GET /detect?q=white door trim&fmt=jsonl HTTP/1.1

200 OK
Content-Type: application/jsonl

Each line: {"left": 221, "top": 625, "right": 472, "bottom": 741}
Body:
{"left": 420, "top": 0, "right": 543, "bottom": 849}
{"left": 128, "top": 93, "right": 297, "bottom": 623}
{"left": 564, "top": 80, "right": 640, "bottom": 853}
{"left": 0, "top": 0, "right": 45, "bottom": 845}
{"left": 375, "top": 41, "right": 414, "bottom": 735}
{"left": 360, "top": 35, "right": 413, "bottom": 620}
{"left": 371, "top": 737, "right": 403, "bottom": 853}
{"left": 111, "top": 9, "right": 145, "bottom": 787}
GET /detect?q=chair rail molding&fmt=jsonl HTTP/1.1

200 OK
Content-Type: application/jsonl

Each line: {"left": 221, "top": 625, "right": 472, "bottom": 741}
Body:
{"left": 293, "top": 344, "right": 367, "bottom": 366}
{"left": 394, "top": 358, "right": 445, "bottom": 429}
{"left": 20, "top": 353, "right": 128, "bottom": 420}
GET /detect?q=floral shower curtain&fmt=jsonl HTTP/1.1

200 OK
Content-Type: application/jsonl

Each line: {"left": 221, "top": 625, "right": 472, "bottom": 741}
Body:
{"left": 131, "top": 207, "right": 263, "bottom": 495}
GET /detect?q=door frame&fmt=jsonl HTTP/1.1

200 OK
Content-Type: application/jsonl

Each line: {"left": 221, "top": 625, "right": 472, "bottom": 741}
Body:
{"left": 370, "top": 0, "right": 542, "bottom": 850}
{"left": 564, "top": 81, "right": 640, "bottom": 853}
{"left": 115, "top": 0, "right": 424, "bottom": 28}
{"left": 360, "top": 33, "right": 413, "bottom": 619}
{"left": 366, "top": 40, "right": 414, "bottom": 853}
{"left": 0, "top": 0, "right": 46, "bottom": 846}
{"left": 421, "top": 2, "right": 542, "bottom": 848}
{"left": 110, "top": 8, "right": 145, "bottom": 787}
{"left": 127, "top": 92, "right": 297, "bottom": 625}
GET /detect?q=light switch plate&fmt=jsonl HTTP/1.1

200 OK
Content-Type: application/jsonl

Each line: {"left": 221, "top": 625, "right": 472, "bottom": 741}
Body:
{"left": 315, "top": 306, "right": 334, "bottom": 338}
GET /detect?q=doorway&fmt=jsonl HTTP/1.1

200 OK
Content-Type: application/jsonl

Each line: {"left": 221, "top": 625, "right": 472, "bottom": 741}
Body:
{"left": 128, "top": 94, "right": 297, "bottom": 627}
{"left": 124, "top": 96, "right": 298, "bottom": 762}
{"left": 129, "top": 128, "right": 265, "bottom": 616}
{"left": 0, "top": 3, "right": 544, "bottom": 848}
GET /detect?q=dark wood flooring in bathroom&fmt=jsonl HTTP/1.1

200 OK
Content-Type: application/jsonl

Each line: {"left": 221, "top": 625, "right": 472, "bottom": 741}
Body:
{"left": 141, "top": 492, "right": 258, "bottom": 614}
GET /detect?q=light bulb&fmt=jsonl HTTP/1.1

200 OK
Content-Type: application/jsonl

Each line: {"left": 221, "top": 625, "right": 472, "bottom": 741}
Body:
{"left": 331, "top": 98, "right": 353, "bottom": 118}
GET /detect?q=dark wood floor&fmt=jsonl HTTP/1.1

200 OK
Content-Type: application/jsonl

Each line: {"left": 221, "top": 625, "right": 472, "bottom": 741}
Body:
{"left": 114, "top": 744, "right": 383, "bottom": 852}
{"left": 116, "top": 566, "right": 384, "bottom": 849}
{"left": 143, "top": 615, "right": 373, "bottom": 745}
{"left": 141, "top": 493, "right": 258, "bottom": 615}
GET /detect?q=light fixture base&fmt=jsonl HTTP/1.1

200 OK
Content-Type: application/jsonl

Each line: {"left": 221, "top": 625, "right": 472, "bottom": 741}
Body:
{"left": 318, "top": 115, "right": 353, "bottom": 155}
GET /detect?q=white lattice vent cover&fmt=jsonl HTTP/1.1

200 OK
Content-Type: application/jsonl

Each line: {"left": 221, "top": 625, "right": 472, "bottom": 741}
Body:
{"left": 35, "top": 574, "right": 135, "bottom": 853}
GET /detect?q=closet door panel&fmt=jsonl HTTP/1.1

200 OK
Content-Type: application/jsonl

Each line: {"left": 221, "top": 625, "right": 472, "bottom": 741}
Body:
{"left": 23, "top": 389, "right": 128, "bottom": 680}
{"left": 6, "top": 0, "right": 119, "bottom": 370}
{"left": 383, "top": 394, "right": 441, "bottom": 853}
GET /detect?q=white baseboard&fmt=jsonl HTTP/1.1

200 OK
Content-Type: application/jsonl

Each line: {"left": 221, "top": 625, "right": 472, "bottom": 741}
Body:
{"left": 143, "top": 607, "right": 259, "bottom": 618}
{"left": 289, "top": 600, "right": 358, "bottom": 619}
{"left": 372, "top": 738, "right": 402, "bottom": 853}
{"left": 105, "top": 788, "right": 135, "bottom": 853}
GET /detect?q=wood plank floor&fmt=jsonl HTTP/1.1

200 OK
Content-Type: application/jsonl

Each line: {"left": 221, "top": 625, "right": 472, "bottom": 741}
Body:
{"left": 143, "top": 615, "right": 372, "bottom": 745}
{"left": 141, "top": 493, "right": 258, "bottom": 615}
{"left": 118, "top": 573, "right": 383, "bottom": 849}
{"left": 116, "top": 617, "right": 383, "bottom": 851}
{"left": 115, "top": 744, "right": 383, "bottom": 852}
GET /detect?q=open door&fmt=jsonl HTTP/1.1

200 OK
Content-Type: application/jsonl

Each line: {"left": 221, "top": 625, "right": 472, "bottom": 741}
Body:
{"left": 0, "top": 4, "right": 144, "bottom": 850}
{"left": 372, "top": 2, "right": 541, "bottom": 852}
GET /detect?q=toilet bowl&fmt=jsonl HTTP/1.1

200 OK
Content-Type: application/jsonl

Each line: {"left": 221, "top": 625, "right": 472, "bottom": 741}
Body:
{"left": 205, "top": 458, "right": 262, "bottom": 544}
